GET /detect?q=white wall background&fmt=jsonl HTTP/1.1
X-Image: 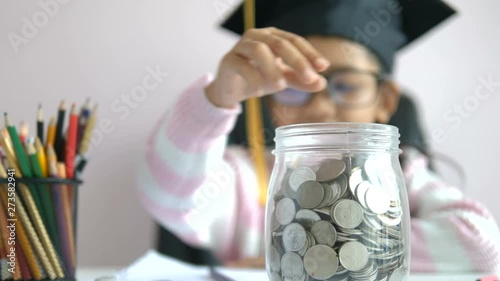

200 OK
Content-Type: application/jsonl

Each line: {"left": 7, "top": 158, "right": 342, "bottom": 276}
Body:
{"left": 0, "top": 0, "right": 498, "bottom": 266}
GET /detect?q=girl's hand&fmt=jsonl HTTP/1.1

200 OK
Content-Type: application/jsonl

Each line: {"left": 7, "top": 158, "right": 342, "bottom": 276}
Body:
{"left": 205, "top": 27, "right": 330, "bottom": 108}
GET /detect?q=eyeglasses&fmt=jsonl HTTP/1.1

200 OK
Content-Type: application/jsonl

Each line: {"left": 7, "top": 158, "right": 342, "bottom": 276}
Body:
{"left": 272, "top": 67, "right": 388, "bottom": 108}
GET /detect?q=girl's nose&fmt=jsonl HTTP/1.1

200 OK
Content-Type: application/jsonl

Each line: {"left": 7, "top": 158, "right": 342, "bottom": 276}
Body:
{"left": 303, "top": 93, "right": 337, "bottom": 123}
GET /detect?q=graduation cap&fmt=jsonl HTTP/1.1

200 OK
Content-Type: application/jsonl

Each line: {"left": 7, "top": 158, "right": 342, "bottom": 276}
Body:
{"left": 221, "top": 0, "right": 456, "bottom": 73}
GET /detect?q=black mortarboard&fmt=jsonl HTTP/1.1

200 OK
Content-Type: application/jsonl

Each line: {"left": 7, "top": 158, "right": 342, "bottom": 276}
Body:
{"left": 221, "top": 0, "right": 456, "bottom": 73}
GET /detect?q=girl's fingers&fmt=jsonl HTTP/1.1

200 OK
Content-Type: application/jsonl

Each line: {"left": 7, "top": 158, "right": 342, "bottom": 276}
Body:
{"left": 269, "top": 28, "right": 330, "bottom": 71}
{"left": 233, "top": 39, "right": 286, "bottom": 92}
{"left": 226, "top": 54, "right": 266, "bottom": 97}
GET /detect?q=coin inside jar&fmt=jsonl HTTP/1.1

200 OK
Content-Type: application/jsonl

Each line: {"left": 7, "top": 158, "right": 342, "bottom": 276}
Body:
{"left": 268, "top": 245, "right": 281, "bottom": 272}
{"left": 295, "top": 209, "right": 321, "bottom": 229}
{"left": 365, "top": 186, "right": 391, "bottom": 215}
{"left": 289, "top": 167, "right": 317, "bottom": 191}
{"left": 338, "top": 241, "right": 369, "bottom": 272}
{"left": 310, "top": 220, "right": 337, "bottom": 247}
{"left": 276, "top": 198, "right": 296, "bottom": 225}
{"left": 349, "top": 168, "right": 364, "bottom": 194}
{"left": 281, "top": 252, "right": 304, "bottom": 278}
{"left": 303, "top": 245, "right": 339, "bottom": 280}
{"left": 283, "top": 223, "right": 307, "bottom": 252}
{"left": 316, "top": 159, "right": 346, "bottom": 182}
{"left": 297, "top": 180, "right": 324, "bottom": 209}
{"left": 332, "top": 199, "right": 364, "bottom": 229}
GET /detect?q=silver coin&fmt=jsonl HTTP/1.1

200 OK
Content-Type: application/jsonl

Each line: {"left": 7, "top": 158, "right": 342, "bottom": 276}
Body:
{"left": 331, "top": 199, "right": 364, "bottom": 229}
{"left": 269, "top": 245, "right": 281, "bottom": 272}
{"left": 349, "top": 168, "right": 364, "bottom": 194}
{"left": 290, "top": 167, "right": 317, "bottom": 191}
{"left": 295, "top": 209, "right": 321, "bottom": 229}
{"left": 365, "top": 187, "right": 390, "bottom": 215}
{"left": 354, "top": 181, "right": 371, "bottom": 208}
{"left": 316, "top": 159, "right": 346, "bottom": 182}
{"left": 316, "top": 183, "right": 333, "bottom": 209}
{"left": 283, "top": 223, "right": 307, "bottom": 252}
{"left": 310, "top": 221, "right": 337, "bottom": 247}
{"left": 377, "top": 213, "right": 402, "bottom": 227}
{"left": 276, "top": 198, "right": 297, "bottom": 225}
{"left": 283, "top": 174, "right": 298, "bottom": 199}
{"left": 362, "top": 214, "right": 383, "bottom": 231}
{"left": 270, "top": 271, "right": 282, "bottom": 281}
{"left": 297, "top": 181, "right": 325, "bottom": 209}
{"left": 326, "top": 181, "right": 341, "bottom": 206}
{"left": 303, "top": 245, "right": 338, "bottom": 280}
{"left": 338, "top": 241, "right": 369, "bottom": 272}
{"left": 281, "top": 252, "right": 304, "bottom": 278}
{"left": 335, "top": 174, "right": 349, "bottom": 198}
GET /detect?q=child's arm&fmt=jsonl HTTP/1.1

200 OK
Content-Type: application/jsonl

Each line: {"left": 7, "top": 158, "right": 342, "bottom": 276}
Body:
{"left": 135, "top": 74, "right": 248, "bottom": 260}
{"left": 404, "top": 147, "right": 500, "bottom": 273}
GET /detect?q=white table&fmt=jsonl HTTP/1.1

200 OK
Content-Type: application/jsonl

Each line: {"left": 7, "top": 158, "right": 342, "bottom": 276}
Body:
{"left": 76, "top": 267, "right": 494, "bottom": 281}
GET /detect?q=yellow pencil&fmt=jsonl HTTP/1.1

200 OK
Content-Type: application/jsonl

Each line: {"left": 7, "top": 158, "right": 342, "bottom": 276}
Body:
{"left": 0, "top": 134, "right": 21, "bottom": 175}
{"left": 45, "top": 116, "right": 56, "bottom": 149}
{"left": 34, "top": 137, "right": 48, "bottom": 177}
{"left": 1, "top": 128, "right": 17, "bottom": 160}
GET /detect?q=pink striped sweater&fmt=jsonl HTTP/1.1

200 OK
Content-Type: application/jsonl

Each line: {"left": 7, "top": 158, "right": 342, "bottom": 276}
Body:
{"left": 136, "top": 74, "right": 500, "bottom": 273}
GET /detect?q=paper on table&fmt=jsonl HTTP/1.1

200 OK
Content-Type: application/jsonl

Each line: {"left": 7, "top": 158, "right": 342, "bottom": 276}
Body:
{"left": 115, "top": 250, "right": 208, "bottom": 281}
{"left": 115, "top": 250, "right": 269, "bottom": 281}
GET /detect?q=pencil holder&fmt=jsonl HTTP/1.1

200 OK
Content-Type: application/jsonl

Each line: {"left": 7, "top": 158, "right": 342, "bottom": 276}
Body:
{"left": 0, "top": 177, "right": 82, "bottom": 281}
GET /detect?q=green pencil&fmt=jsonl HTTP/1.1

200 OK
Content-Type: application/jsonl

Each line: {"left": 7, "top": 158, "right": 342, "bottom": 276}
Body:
{"left": 4, "top": 113, "right": 32, "bottom": 177}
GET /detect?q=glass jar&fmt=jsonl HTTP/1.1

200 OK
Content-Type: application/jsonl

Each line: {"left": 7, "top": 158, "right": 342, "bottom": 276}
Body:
{"left": 265, "top": 123, "right": 410, "bottom": 281}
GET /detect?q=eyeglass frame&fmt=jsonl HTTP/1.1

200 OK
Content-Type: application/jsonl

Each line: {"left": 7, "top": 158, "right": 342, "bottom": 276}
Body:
{"left": 271, "top": 67, "right": 391, "bottom": 109}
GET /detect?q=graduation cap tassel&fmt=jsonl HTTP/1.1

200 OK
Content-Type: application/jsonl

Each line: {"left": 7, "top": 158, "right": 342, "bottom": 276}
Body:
{"left": 244, "top": 0, "right": 269, "bottom": 207}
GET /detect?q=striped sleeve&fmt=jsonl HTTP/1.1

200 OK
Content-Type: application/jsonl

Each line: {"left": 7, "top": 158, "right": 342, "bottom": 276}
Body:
{"left": 403, "top": 147, "right": 500, "bottom": 273}
{"left": 135, "top": 74, "right": 244, "bottom": 260}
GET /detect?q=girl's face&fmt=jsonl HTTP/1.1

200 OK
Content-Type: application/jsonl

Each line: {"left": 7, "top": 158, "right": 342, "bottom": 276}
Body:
{"left": 268, "top": 36, "right": 400, "bottom": 127}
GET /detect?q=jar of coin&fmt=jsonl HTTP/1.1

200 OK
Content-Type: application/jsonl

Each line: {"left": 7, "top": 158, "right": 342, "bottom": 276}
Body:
{"left": 266, "top": 123, "right": 410, "bottom": 281}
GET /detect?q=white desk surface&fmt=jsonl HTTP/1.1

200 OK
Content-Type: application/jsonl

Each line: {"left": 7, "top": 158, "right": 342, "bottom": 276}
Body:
{"left": 76, "top": 267, "right": 494, "bottom": 281}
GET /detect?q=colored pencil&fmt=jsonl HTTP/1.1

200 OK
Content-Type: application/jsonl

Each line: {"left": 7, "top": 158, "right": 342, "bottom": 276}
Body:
{"left": 4, "top": 113, "right": 32, "bottom": 177}
{"left": 76, "top": 98, "right": 91, "bottom": 149}
{"left": 0, "top": 133, "right": 21, "bottom": 174}
{"left": 19, "top": 121, "right": 29, "bottom": 146}
{"left": 28, "top": 141, "right": 61, "bottom": 261}
{"left": 15, "top": 183, "right": 57, "bottom": 279}
{"left": 37, "top": 103, "right": 44, "bottom": 143}
{"left": 65, "top": 104, "right": 78, "bottom": 179}
{"left": 45, "top": 116, "right": 56, "bottom": 149}
{"left": 56, "top": 163, "right": 75, "bottom": 277}
{"left": 34, "top": 137, "right": 48, "bottom": 178}
{"left": 54, "top": 100, "right": 66, "bottom": 161}
{"left": 0, "top": 187, "right": 44, "bottom": 280}
{"left": 77, "top": 104, "right": 97, "bottom": 156}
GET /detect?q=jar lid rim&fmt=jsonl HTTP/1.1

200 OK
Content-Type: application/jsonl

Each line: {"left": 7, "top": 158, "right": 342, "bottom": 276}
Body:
{"left": 276, "top": 122, "right": 399, "bottom": 135}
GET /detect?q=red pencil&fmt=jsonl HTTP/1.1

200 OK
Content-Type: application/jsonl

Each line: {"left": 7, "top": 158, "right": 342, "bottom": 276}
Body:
{"left": 65, "top": 104, "right": 78, "bottom": 179}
